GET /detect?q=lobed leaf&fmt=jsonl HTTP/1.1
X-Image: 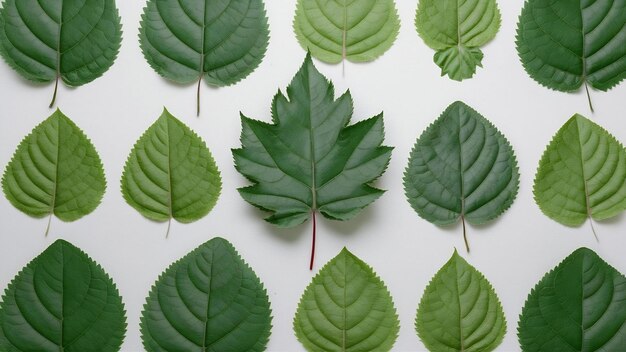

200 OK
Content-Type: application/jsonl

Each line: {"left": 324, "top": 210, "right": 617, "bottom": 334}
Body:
{"left": 293, "top": 248, "right": 399, "bottom": 352}
{"left": 140, "top": 237, "right": 272, "bottom": 352}
{"left": 416, "top": 250, "right": 506, "bottom": 352}
{"left": 518, "top": 248, "right": 626, "bottom": 351}
{"left": 293, "top": 0, "right": 400, "bottom": 64}
{"left": 533, "top": 114, "right": 626, "bottom": 227}
{"left": 0, "top": 239, "right": 127, "bottom": 352}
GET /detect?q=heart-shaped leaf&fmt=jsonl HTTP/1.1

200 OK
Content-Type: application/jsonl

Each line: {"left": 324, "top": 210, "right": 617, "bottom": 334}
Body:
{"left": 139, "top": 0, "right": 270, "bottom": 115}
{"left": 403, "top": 101, "right": 519, "bottom": 251}
{"left": 121, "top": 108, "right": 221, "bottom": 236}
{"left": 415, "top": 0, "right": 501, "bottom": 80}
{"left": 2, "top": 109, "right": 106, "bottom": 235}
{"left": 517, "top": 247, "right": 626, "bottom": 351}
{"left": 533, "top": 114, "right": 626, "bottom": 233}
{"left": 0, "top": 239, "right": 127, "bottom": 352}
{"left": 416, "top": 250, "right": 506, "bottom": 352}
{"left": 140, "top": 237, "right": 272, "bottom": 352}
{"left": 233, "top": 54, "right": 392, "bottom": 269}
{"left": 293, "top": 0, "right": 400, "bottom": 64}
{"left": 0, "top": 0, "right": 122, "bottom": 107}
{"left": 516, "top": 0, "right": 626, "bottom": 111}
{"left": 293, "top": 248, "right": 399, "bottom": 352}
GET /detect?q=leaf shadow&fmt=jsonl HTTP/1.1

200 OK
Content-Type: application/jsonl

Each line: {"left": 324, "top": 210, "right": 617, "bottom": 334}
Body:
{"left": 324, "top": 206, "right": 379, "bottom": 237}
{"left": 596, "top": 212, "right": 624, "bottom": 225}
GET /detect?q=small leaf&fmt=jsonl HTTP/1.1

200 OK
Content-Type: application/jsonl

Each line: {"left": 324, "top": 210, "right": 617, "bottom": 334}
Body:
{"left": 517, "top": 247, "right": 626, "bottom": 351}
{"left": 415, "top": 0, "right": 501, "bottom": 80}
{"left": 139, "top": 0, "right": 270, "bottom": 115}
{"left": 293, "top": 248, "right": 399, "bottom": 352}
{"left": 403, "top": 101, "right": 519, "bottom": 251}
{"left": 416, "top": 250, "right": 506, "bottom": 352}
{"left": 2, "top": 109, "right": 106, "bottom": 234}
{"left": 140, "top": 237, "right": 272, "bottom": 352}
{"left": 232, "top": 54, "right": 392, "bottom": 269}
{"left": 516, "top": 0, "right": 626, "bottom": 111}
{"left": 0, "top": 0, "right": 122, "bottom": 107}
{"left": 293, "top": 0, "right": 400, "bottom": 64}
{"left": 533, "top": 114, "right": 626, "bottom": 229}
{"left": 121, "top": 108, "right": 221, "bottom": 234}
{"left": 0, "top": 239, "right": 127, "bottom": 351}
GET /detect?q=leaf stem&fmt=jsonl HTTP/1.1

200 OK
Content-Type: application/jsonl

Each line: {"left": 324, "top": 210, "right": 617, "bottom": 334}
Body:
{"left": 461, "top": 215, "right": 470, "bottom": 253}
{"left": 165, "top": 217, "right": 172, "bottom": 239}
{"left": 49, "top": 75, "right": 59, "bottom": 108}
{"left": 584, "top": 81, "right": 594, "bottom": 113}
{"left": 309, "top": 210, "right": 317, "bottom": 270}
{"left": 196, "top": 75, "right": 202, "bottom": 117}
{"left": 45, "top": 213, "right": 53, "bottom": 237}
{"left": 589, "top": 216, "right": 599, "bottom": 242}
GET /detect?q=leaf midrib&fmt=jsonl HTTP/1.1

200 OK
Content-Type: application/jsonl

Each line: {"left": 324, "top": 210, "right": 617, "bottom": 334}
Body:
{"left": 574, "top": 118, "right": 593, "bottom": 220}
{"left": 201, "top": 252, "right": 214, "bottom": 351}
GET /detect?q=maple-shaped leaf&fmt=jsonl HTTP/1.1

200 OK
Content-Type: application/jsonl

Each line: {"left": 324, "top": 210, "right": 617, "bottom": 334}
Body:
{"left": 232, "top": 54, "right": 392, "bottom": 269}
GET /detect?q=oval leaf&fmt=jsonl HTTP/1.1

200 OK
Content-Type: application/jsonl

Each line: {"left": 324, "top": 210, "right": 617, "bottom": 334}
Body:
{"left": 0, "top": 0, "right": 122, "bottom": 106}
{"left": 518, "top": 247, "right": 626, "bottom": 351}
{"left": 2, "top": 109, "right": 106, "bottom": 234}
{"left": 120, "top": 108, "right": 221, "bottom": 232}
{"left": 293, "top": 0, "right": 400, "bottom": 64}
{"left": 293, "top": 248, "right": 399, "bottom": 352}
{"left": 403, "top": 101, "right": 519, "bottom": 251}
{"left": 516, "top": 0, "right": 626, "bottom": 109}
{"left": 0, "top": 239, "right": 127, "bottom": 351}
{"left": 534, "top": 114, "right": 626, "bottom": 228}
{"left": 416, "top": 250, "right": 506, "bottom": 352}
{"left": 140, "top": 237, "right": 272, "bottom": 351}
{"left": 139, "top": 0, "right": 270, "bottom": 115}
{"left": 415, "top": 0, "right": 501, "bottom": 80}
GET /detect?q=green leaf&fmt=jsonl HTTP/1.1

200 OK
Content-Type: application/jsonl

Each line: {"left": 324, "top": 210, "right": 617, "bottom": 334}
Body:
{"left": 517, "top": 247, "right": 626, "bottom": 351}
{"left": 293, "top": 248, "right": 399, "bottom": 352}
{"left": 293, "top": 0, "right": 400, "bottom": 64}
{"left": 416, "top": 250, "right": 506, "bottom": 352}
{"left": 140, "top": 237, "right": 272, "bottom": 352}
{"left": 0, "top": 0, "right": 122, "bottom": 107}
{"left": 139, "top": 0, "right": 270, "bottom": 115}
{"left": 516, "top": 0, "right": 626, "bottom": 111}
{"left": 1, "top": 109, "right": 106, "bottom": 235}
{"left": 0, "top": 239, "right": 127, "bottom": 352}
{"left": 415, "top": 0, "right": 501, "bottom": 81}
{"left": 232, "top": 54, "right": 392, "bottom": 269}
{"left": 403, "top": 101, "right": 519, "bottom": 251}
{"left": 120, "top": 108, "right": 222, "bottom": 235}
{"left": 533, "top": 114, "right": 626, "bottom": 230}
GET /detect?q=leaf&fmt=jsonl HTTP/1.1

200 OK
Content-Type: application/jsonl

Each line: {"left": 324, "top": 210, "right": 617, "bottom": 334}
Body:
{"left": 139, "top": 0, "right": 270, "bottom": 115}
{"left": 120, "top": 108, "right": 221, "bottom": 236}
{"left": 293, "top": 248, "right": 399, "bottom": 352}
{"left": 1, "top": 109, "right": 106, "bottom": 235}
{"left": 140, "top": 237, "right": 272, "bottom": 352}
{"left": 0, "top": 239, "right": 127, "bottom": 352}
{"left": 516, "top": 0, "right": 626, "bottom": 111}
{"left": 416, "top": 250, "right": 506, "bottom": 352}
{"left": 403, "top": 101, "right": 519, "bottom": 251}
{"left": 232, "top": 54, "right": 392, "bottom": 269}
{"left": 533, "top": 114, "right": 626, "bottom": 232}
{"left": 293, "top": 0, "right": 400, "bottom": 64}
{"left": 517, "top": 247, "right": 626, "bottom": 351}
{"left": 415, "top": 0, "right": 501, "bottom": 81}
{"left": 0, "top": 0, "right": 122, "bottom": 107}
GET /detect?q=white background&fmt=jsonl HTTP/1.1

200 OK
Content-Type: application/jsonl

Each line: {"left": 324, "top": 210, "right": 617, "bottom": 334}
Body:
{"left": 1, "top": 1, "right": 625, "bottom": 351}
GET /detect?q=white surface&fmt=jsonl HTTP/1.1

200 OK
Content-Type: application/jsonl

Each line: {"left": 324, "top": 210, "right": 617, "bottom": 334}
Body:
{"left": 0, "top": 1, "right": 625, "bottom": 351}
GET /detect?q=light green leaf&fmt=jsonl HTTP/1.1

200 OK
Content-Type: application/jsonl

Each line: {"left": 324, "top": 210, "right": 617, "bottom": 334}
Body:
{"left": 120, "top": 108, "right": 221, "bottom": 235}
{"left": 0, "top": 239, "right": 127, "bottom": 352}
{"left": 516, "top": 0, "right": 626, "bottom": 111}
{"left": 293, "top": 0, "right": 400, "bottom": 64}
{"left": 0, "top": 0, "right": 122, "bottom": 107}
{"left": 1, "top": 109, "right": 106, "bottom": 235}
{"left": 517, "top": 247, "right": 626, "bottom": 351}
{"left": 415, "top": 0, "right": 501, "bottom": 81}
{"left": 139, "top": 0, "right": 270, "bottom": 115}
{"left": 403, "top": 101, "right": 519, "bottom": 251}
{"left": 232, "top": 54, "right": 392, "bottom": 268}
{"left": 533, "top": 114, "right": 626, "bottom": 230}
{"left": 140, "top": 237, "right": 272, "bottom": 352}
{"left": 416, "top": 250, "right": 506, "bottom": 352}
{"left": 293, "top": 248, "right": 399, "bottom": 352}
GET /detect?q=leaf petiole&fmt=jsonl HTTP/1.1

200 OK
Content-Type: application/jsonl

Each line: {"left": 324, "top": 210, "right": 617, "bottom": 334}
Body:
{"left": 461, "top": 215, "right": 470, "bottom": 253}
{"left": 584, "top": 81, "right": 594, "bottom": 113}
{"left": 309, "top": 211, "right": 317, "bottom": 270}
{"left": 49, "top": 76, "right": 59, "bottom": 108}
